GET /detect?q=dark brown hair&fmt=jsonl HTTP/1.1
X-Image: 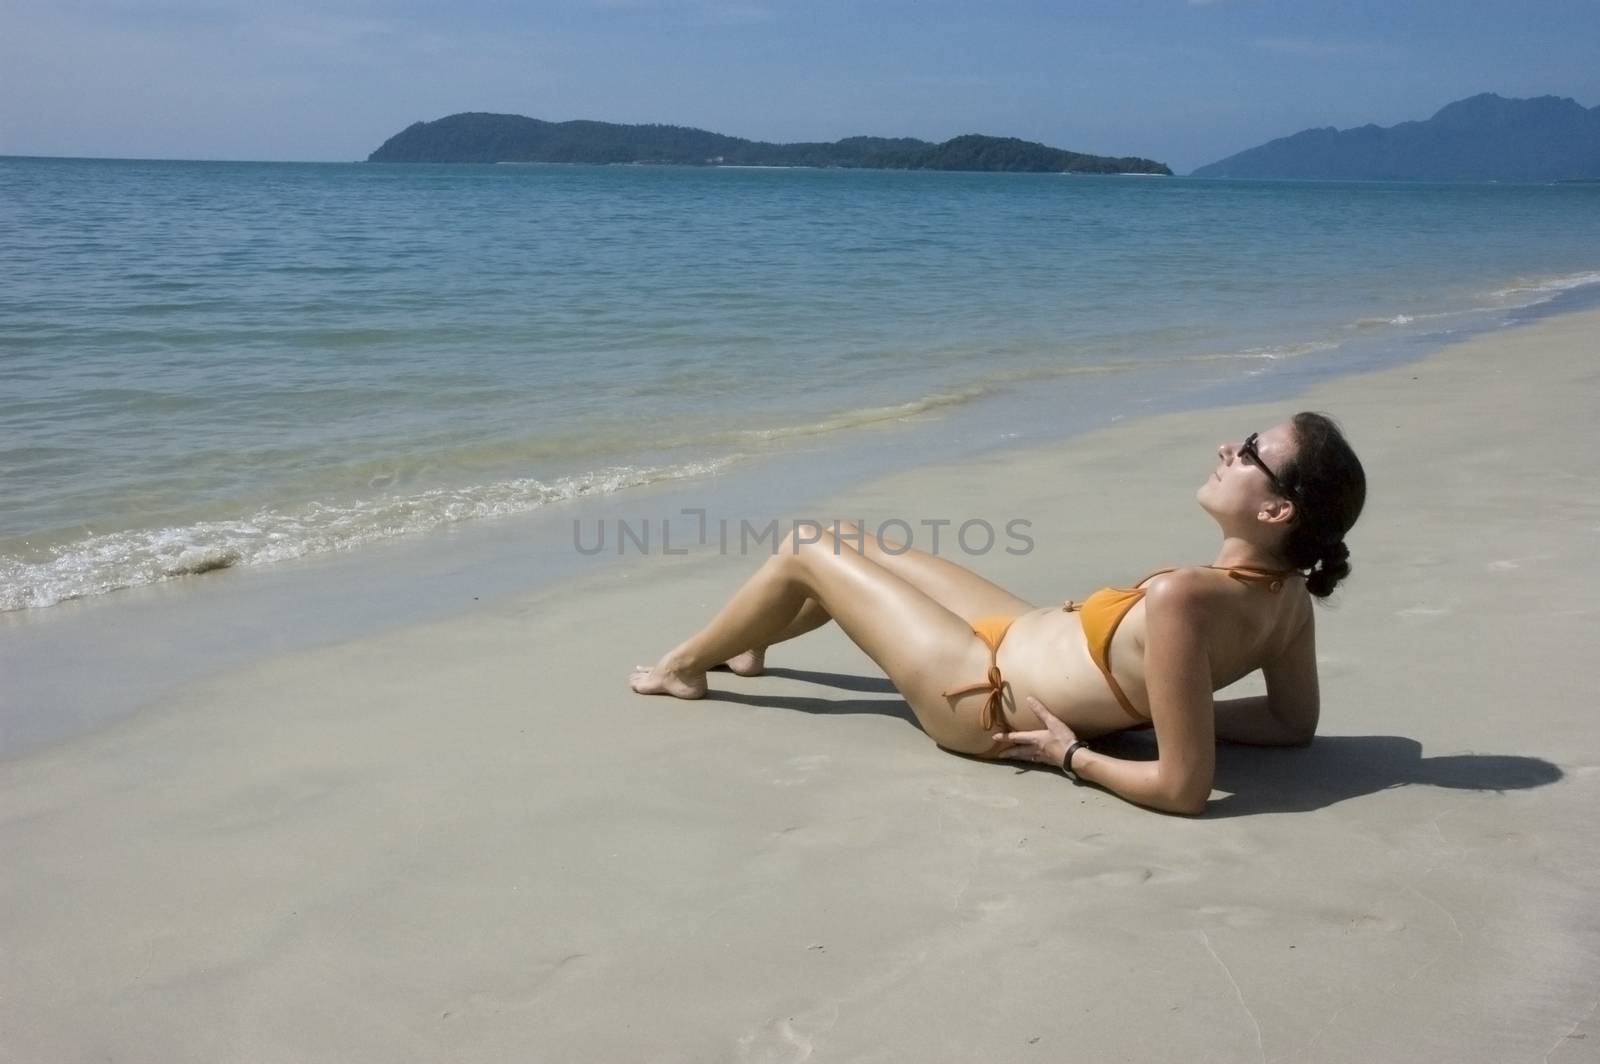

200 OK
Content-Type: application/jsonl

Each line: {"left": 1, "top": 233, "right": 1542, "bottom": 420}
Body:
{"left": 1279, "top": 412, "right": 1366, "bottom": 598}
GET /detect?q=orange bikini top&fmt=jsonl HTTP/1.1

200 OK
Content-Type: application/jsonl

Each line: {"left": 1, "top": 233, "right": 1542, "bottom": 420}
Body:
{"left": 1063, "top": 565, "right": 1294, "bottom": 721}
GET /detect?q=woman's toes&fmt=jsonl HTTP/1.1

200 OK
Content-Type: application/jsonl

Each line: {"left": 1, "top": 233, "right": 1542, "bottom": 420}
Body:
{"left": 628, "top": 662, "right": 707, "bottom": 698}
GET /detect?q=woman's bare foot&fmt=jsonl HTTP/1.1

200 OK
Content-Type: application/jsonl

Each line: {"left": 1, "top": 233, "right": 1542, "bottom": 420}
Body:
{"left": 713, "top": 648, "right": 766, "bottom": 677}
{"left": 628, "top": 653, "right": 708, "bottom": 698}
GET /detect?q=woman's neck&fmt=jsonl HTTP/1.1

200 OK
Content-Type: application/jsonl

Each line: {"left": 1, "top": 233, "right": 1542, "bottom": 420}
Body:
{"left": 1212, "top": 537, "right": 1292, "bottom": 572}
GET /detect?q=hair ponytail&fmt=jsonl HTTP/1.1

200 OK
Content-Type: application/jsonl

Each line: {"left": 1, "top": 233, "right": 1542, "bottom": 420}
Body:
{"left": 1304, "top": 538, "right": 1351, "bottom": 598}
{"left": 1280, "top": 413, "right": 1365, "bottom": 599}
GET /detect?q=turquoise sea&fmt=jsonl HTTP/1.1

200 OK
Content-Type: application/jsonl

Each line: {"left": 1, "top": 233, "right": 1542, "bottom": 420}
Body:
{"left": 3, "top": 155, "right": 1600, "bottom": 612}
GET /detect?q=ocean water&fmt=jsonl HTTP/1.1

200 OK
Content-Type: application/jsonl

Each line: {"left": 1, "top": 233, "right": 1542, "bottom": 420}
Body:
{"left": 3, "top": 155, "right": 1599, "bottom": 612}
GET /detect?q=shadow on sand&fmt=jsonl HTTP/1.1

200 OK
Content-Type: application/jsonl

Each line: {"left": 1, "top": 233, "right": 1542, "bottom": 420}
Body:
{"left": 705, "top": 667, "right": 1564, "bottom": 817}
{"left": 703, "top": 667, "right": 916, "bottom": 725}
{"left": 1202, "top": 735, "right": 1562, "bottom": 817}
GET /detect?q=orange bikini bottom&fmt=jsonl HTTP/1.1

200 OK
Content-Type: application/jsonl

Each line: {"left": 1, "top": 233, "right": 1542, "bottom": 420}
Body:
{"left": 942, "top": 615, "right": 1017, "bottom": 735}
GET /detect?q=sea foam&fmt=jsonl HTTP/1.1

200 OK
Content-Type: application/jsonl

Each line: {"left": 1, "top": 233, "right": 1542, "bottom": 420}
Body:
{"left": 0, "top": 458, "right": 738, "bottom": 611}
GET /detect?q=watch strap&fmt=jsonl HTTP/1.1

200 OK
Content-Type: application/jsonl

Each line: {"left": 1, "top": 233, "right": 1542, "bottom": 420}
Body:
{"left": 1061, "top": 740, "right": 1086, "bottom": 782}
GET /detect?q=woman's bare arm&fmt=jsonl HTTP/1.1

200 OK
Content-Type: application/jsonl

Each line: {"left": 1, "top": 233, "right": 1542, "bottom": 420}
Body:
{"left": 1213, "top": 610, "right": 1319, "bottom": 746}
{"left": 997, "top": 574, "right": 1317, "bottom": 814}
{"left": 1071, "top": 571, "right": 1218, "bottom": 815}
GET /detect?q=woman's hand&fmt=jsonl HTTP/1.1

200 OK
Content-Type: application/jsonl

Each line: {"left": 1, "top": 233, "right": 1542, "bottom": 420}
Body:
{"left": 992, "top": 695, "right": 1079, "bottom": 770}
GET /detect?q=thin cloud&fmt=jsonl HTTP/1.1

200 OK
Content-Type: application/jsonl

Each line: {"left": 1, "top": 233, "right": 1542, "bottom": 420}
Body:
{"left": 903, "top": 74, "right": 996, "bottom": 89}
{"left": 591, "top": 0, "right": 773, "bottom": 19}
{"left": 1251, "top": 37, "right": 1405, "bottom": 61}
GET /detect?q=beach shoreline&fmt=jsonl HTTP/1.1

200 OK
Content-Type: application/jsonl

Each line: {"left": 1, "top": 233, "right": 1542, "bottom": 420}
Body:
{"left": 8, "top": 281, "right": 1600, "bottom": 761}
{"left": 9, "top": 156, "right": 1600, "bottom": 628}
{"left": 4, "top": 300, "right": 1599, "bottom": 1061}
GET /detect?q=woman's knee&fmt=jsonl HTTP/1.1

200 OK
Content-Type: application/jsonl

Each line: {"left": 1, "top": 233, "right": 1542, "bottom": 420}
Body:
{"left": 782, "top": 520, "right": 892, "bottom": 564}
{"left": 830, "top": 519, "right": 908, "bottom": 556}
{"left": 783, "top": 524, "right": 865, "bottom": 585}
{"left": 830, "top": 521, "right": 880, "bottom": 555}
{"left": 810, "top": 519, "right": 882, "bottom": 552}
{"left": 781, "top": 521, "right": 828, "bottom": 554}
{"left": 777, "top": 525, "right": 844, "bottom": 580}
{"left": 790, "top": 520, "right": 866, "bottom": 552}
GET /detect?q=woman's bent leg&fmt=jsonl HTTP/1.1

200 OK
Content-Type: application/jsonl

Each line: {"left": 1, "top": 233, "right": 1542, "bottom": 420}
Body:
{"left": 718, "top": 597, "right": 829, "bottom": 675}
{"left": 729, "top": 521, "right": 1032, "bottom": 674}
{"left": 834, "top": 520, "right": 1034, "bottom": 619}
{"left": 630, "top": 547, "right": 810, "bottom": 698}
{"left": 631, "top": 524, "right": 996, "bottom": 747}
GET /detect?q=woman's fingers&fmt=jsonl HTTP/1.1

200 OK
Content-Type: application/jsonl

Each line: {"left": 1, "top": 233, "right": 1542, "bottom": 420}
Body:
{"left": 992, "top": 730, "right": 1051, "bottom": 763}
{"left": 991, "top": 733, "right": 1024, "bottom": 758}
{"left": 1025, "top": 696, "right": 1077, "bottom": 742}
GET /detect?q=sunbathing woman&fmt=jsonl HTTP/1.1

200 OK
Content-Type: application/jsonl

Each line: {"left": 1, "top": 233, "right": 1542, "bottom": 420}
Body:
{"left": 629, "top": 412, "right": 1366, "bottom": 815}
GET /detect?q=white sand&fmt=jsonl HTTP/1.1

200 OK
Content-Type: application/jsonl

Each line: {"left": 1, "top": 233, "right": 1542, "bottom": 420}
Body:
{"left": 3, "top": 309, "right": 1598, "bottom": 1063}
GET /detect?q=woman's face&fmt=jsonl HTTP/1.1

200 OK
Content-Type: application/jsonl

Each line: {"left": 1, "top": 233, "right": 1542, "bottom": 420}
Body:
{"left": 1198, "top": 421, "right": 1300, "bottom": 526}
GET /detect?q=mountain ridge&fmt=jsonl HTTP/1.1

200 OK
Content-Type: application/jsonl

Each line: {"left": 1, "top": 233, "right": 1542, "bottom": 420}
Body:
{"left": 1191, "top": 93, "right": 1600, "bottom": 182}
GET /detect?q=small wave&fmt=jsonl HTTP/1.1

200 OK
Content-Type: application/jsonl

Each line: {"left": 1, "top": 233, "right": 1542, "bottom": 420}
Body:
{"left": 705, "top": 341, "right": 1338, "bottom": 450}
{"left": 1185, "top": 340, "right": 1341, "bottom": 363}
{"left": 703, "top": 361, "right": 1148, "bottom": 446}
{"left": 0, "top": 457, "right": 738, "bottom": 612}
{"left": 1240, "top": 340, "right": 1341, "bottom": 361}
{"left": 1347, "top": 309, "right": 1463, "bottom": 329}
{"left": 1487, "top": 269, "right": 1600, "bottom": 305}
{"left": 731, "top": 386, "right": 993, "bottom": 442}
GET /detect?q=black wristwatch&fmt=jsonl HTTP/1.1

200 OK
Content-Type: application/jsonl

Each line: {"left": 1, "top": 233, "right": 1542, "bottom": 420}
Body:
{"left": 1060, "top": 740, "right": 1087, "bottom": 783}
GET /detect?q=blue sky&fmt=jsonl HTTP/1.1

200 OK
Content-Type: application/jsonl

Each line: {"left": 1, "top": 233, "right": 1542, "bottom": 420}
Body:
{"left": 3, "top": 0, "right": 1596, "bottom": 172}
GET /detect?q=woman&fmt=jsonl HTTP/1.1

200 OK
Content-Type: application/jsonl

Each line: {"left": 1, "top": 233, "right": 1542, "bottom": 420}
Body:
{"left": 630, "top": 412, "right": 1366, "bottom": 815}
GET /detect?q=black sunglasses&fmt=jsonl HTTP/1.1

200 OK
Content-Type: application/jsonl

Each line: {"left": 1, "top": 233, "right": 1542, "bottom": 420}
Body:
{"left": 1239, "top": 432, "right": 1297, "bottom": 500}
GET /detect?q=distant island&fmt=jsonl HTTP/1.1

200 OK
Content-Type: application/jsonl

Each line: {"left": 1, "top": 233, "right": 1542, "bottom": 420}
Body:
{"left": 367, "top": 113, "right": 1172, "bottom": 175}
{"left": 1191, "top": 93, "right": 1600, "bottom": 183}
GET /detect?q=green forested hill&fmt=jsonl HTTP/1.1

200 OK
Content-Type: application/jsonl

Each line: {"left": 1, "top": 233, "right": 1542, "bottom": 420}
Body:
{"left": 366, "top": 113, "right": 1171, "bottom": 175}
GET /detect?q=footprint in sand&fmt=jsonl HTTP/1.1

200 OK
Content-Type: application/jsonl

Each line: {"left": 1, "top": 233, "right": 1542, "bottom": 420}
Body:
{"left": 1488, "top": 553, "right": 1555, "bottom": 572}
{"left": 208, "top": 774, "right": 345, "bottom": 831}
{"left": 440, "top": 953, "right": 591, "bottom": 1020}
{"left": 1196, "top": 904, "right": 1275, "bottom": 929}
{"left": 736, "top": 1000, "right": 840, "bottom": 1064}
{"left": 927, "top": 783, "right": 1020, "bottom": 809}
{"left": 1049, "top": 863, "right": 1189, "bottom": 889}
{"left": 771, "top": 753, "right": 832, "bottom": 788}
{"left": 1396, "top": 604, "right": 1451, "bottom": 619}
{"left": 1316, "top": 909, "right": 1407, "bottom": 933}
{"left": 965, "top": 891, "right": 1016, "bottom": 920}
{"left": 1089, "top": 865, "right": 1190, "bottom": 888}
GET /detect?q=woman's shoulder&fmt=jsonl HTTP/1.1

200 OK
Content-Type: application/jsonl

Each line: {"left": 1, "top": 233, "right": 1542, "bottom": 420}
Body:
{"left": 1144, "top": 565, "right": 1311, "bottom": 661}
{"left": 1141, "top": 565, "right": 1228, "bottom": 601}
{"left": 1138, "top": 567, "right": 1224, "bottom": 620}
{"left": 1144, "top": 564, "right": 1307, "bottom": 615}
